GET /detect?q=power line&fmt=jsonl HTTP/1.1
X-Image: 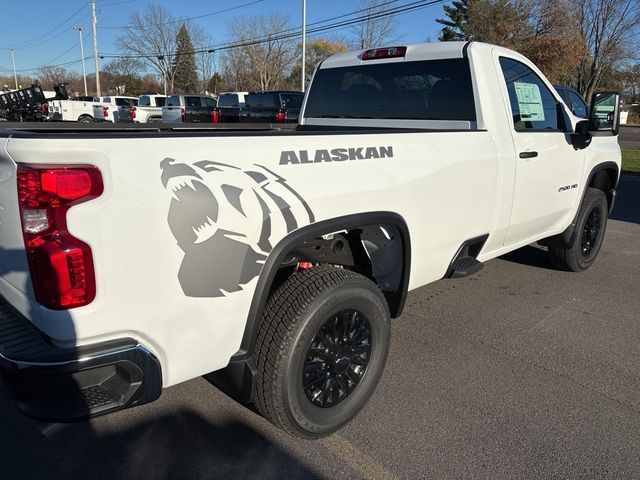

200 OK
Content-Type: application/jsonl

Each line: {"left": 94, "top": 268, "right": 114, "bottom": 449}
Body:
{"left": 97, "top": 0, "right": 266, "bottom": 29}
{"left": 43, "top": 32, "right": 92, "bottom": 67}
{"left": 100, "top": 0, "right": 445, "bottom": 60}
{"left": 1, "top": 2, "right": 87, "bottom": 50}
{"left": 0, "top": 0, "right": 445, "bottom": 75}
{"left": 0, "top": 56, "right": 92, "bottom": 74}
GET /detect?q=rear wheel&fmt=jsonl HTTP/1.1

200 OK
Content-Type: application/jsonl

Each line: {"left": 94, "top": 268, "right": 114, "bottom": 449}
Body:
{"left": 549, "top": 187, "right": 608, "bottom": 271}
{"left": 255, "top": 265, "right": 390, "bottom": 438}
{"left": 78, "top": 115, "right": 93, "bottom": 123}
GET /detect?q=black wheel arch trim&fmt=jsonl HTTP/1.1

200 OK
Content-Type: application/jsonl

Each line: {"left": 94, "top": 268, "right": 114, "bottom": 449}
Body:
{"left": 238, "top": 211, "right": 411, "bottom": 359}
{"left": 539, "top": 161, "right": 619, "bottom": 248}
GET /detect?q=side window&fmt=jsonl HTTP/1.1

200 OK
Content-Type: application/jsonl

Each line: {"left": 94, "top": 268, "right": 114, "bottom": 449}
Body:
{"left": 139, "top": 96, "right": 150, "bottom": 107}
{"left": 568, "top": 91, "right": 588, "bottom": 118}
{"left": 186, "top": 96, "right": 201, "bottom": 107}
{"left": 166, "top": 95, "right": 179, "bottom": 106}
{"left": 499, "top": 57, "right": 559, "bottom": 131}
{"left": 202, "top": 97, "right": 217, "bottom": 108}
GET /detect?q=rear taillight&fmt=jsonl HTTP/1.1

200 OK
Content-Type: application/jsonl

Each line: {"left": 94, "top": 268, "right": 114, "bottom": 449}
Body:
{"left": 102, "top": 106, "right": 109, "bottom": 117}
{"left": 181, "top": 107, "right": 186, "bottom": 122}
{"left": 17, "top": 165, "right": 103, "bottom": 309}
{"left": 275, "top": 110, "right": 286, "bottom": 122}
{"left": 41, "top": 103, "right": 48, "bottom": 113}
{"left": 130, "top": 106, "right": 136, "bottom": 119}
{"left": 362, "top": 46, "right": 407, "bottom": 60}
{"left": 211, "top": 109, "right": 220, "bottom": 123}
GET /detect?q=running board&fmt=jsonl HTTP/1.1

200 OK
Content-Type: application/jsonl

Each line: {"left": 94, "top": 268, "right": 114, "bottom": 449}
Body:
{"left": 448, "top": 256, "right": 484, "bottom": 278}
{"left": 445, "top": 234, "right": 488, "bottom": 279}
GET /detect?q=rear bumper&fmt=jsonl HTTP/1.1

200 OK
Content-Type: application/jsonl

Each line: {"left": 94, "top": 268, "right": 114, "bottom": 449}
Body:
{"left": 0, "top": 296, "right": 162, "bottom": 422}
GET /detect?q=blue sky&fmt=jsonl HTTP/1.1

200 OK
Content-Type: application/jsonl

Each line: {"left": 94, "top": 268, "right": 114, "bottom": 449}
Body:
{"left": 0, "top": 0, "right": 447, "bottom": 76}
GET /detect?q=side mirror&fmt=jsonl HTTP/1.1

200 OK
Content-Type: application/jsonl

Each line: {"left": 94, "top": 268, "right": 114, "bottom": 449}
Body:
{"left": 571, "top": 119, "right": 592, "bottom": 150}
{"left": 589, "top": 91, "right": 620, "bottom": 135}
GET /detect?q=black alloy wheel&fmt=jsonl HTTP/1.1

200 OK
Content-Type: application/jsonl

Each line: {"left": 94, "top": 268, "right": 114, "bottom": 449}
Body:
{"left": 581, "top": 206, "right": 602, "bottom": 258}
{"left": 303, "top": 309, "right": 371, "bottom": 408}
{"left": 255, "top": 265, "right": 391, "bottom": 438}
{"left": 548, "top": 187, "right": 608, "bottom": 272}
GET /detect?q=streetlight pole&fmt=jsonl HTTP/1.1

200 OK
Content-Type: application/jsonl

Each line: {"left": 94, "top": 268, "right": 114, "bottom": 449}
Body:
{"left": 92, "top": 0, "right": 101, "bottom": 96}
{"left": 74, "top": 26, "right": 88, "bottom": 96}
{"left": 10, "top": 48, "right": 18, "bottom": 90}
{"left": 157, "top": 56, "right": 167, "bottom": 95}
{"left": 207, "top": 49, "right": 215, "bottom": 94}
{"left": 301, "top": 0, "right": 306, "bottom": 92}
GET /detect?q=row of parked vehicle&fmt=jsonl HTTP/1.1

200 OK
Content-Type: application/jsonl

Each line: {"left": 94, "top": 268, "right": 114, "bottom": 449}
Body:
{"left": 46, "top": 90, "right": 304, "bottom": 124}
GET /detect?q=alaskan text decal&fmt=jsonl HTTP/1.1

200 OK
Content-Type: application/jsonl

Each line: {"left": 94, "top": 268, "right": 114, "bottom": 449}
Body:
{"left": 280, "top": 146, "right": 393, "bottom": 165}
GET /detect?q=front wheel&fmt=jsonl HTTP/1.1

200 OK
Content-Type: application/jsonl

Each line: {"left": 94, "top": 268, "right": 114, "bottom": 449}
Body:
{"left": 549, "top": 187, "right": 608, "bottom": 272}
{"left": 255, "top": 265, "right": 391, "bottom": 438}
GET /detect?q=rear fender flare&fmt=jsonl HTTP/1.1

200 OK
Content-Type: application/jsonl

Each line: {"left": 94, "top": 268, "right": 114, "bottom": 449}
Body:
{"left": 238, "top": 211, "right": 411, "bottom": 357}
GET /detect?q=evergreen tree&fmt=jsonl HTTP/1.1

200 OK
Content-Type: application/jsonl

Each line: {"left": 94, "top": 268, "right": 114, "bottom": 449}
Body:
{"left": 173, "top": 24, "right": 198, "bottom": 93}
{"left": 436, "top": 0, "right": 470, "bottom": 41}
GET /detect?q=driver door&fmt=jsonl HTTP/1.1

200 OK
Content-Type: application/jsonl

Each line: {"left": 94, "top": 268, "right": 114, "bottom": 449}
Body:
{"left": 497, "top": 55, "right": 584, "bottom": 246}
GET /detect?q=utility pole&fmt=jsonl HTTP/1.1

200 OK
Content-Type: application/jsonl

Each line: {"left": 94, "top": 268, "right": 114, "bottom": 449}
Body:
{"left": 301, "top": 0, "right": 306, "bottom": 92}
{"left": 10, "top": 49, "right": 18, "bottom": 90}
{"left": 74, "top": 26, "right": 88, "bottom": 96}
{"left": 92, "top": 0, "right": 101, "bottom": 97}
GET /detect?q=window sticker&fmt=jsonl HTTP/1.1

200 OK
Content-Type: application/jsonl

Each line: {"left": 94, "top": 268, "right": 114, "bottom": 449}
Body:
{"left": 514, "top": 82, "right": 545, "bottom": 121}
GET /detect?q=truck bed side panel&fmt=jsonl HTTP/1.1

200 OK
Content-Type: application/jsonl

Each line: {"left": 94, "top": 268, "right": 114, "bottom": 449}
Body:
{"left": 4, "top": 130, "right": 499, "bottom": 386}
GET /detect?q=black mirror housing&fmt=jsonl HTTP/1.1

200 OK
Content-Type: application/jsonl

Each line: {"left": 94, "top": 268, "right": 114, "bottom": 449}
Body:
{"left": 571, "top": 120, "right": 592, "bottom": 150}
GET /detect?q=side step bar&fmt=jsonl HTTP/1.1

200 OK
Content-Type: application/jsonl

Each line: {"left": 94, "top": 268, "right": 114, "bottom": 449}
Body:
{"left": 445, "top": 234, "right": 488, "bottom": 279}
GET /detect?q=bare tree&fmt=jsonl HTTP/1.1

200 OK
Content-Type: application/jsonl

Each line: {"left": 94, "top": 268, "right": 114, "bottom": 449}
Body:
{"left": 103, "top": 57, "right": 145, "bottom": 95}
{"left": 351, "top": 0, "right": 398, "bottom": 49}
{"left": 575, "top": 0, "right": 640, "bottom": 100}
{"left": 116, "top": 4, "right": 181, "bottom": 94}
{"left": 288, "top": 39, "right": 348, "bottom": 88}
{"left": 190, "top": 26, "right": 216, "bottom": 94}
{"left": 463, "top": 0, "right": 587, "bottom": 83}
{"left": 221, "top": 15, "right": 299, "bottom": 91}
{"left": 35, "top": 66, "right": 79, "bottom": 90}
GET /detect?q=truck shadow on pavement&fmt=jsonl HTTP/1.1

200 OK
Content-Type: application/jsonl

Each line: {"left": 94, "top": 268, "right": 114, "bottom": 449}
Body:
{"left": 610, "top": 175, "right": 640, "bottom": 225}
{"left": 498, "top": 245, "right": 554, "bottom": 270}
{"left": 0, "top": 382, "right": 323, "bottom": 480}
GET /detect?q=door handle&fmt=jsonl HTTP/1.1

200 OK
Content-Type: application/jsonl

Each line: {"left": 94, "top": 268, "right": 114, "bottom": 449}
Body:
{"left": 519, "top": 151, "right": 538, "bottom": 159}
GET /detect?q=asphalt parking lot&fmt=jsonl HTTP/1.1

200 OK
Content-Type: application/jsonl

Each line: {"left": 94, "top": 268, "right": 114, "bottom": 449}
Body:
{"left": 1, "top": 176, "right": 639, "bottom": 480}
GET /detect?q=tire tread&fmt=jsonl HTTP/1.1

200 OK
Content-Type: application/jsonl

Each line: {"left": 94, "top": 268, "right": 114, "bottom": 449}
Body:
{"left": 254, "top": 265, "right": 383, "bottom": 436}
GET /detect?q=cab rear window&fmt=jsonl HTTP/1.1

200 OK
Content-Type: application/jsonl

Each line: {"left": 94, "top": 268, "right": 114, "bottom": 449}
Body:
{"left": 246, "top": 94, "right": 277, "bottom": 109}
{"left": 304, "top": 58, "right": 476, "bottom": 121}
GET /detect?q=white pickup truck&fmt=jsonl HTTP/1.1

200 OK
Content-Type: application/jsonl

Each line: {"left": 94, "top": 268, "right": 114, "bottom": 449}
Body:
{"left": 0, "top": 42, "right": 621, "bottom": 438}
{"left": 118, "top": 94, "right": 167, "bottom": 123}
{"left": 92, "top": 95, "right": 138, "bottom": 123}
{"left": 48, "top": 98, "right": 98, "bottom": 123}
